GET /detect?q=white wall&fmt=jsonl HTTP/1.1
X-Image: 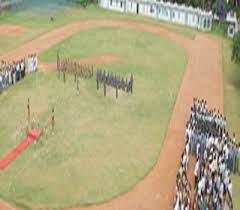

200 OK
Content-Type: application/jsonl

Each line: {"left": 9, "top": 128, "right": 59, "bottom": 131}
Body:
{"left": 100, "top": 0, "right": 108, "bottom": 8}
{"left": 108, "top": 0, "right": 125, "bottom": 12}
{"left": 187, "top": 13, "right": 198, "bottom": 28}
{"left": 126, "top": 1, "right": 136, "bottom": 14}
{"left": 99, "top": 0, "right": 212, "bottom": 31}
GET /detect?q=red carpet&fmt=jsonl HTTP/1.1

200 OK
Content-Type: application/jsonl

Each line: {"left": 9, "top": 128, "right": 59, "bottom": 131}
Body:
{"left": 0, "top": 128, "right": 43, "bottom": 170}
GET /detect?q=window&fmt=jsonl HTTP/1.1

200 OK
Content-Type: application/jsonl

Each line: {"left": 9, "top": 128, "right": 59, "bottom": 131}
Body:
{"left": 207, "top": 19, "right": 210, "bottom": 28}
{"left": 120, "top": 1, "right": 123, "bottom": 8}
{"left": 203, "top": 19, "right": 207, "bottom": 28}
{"left": 150, "top": 5, "right": 154, "bottom": 13}
{"left": 110, "top": 0, "right": 112, "bottom": 6}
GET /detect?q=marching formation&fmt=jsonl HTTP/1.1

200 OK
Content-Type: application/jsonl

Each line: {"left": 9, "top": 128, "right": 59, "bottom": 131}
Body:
{"left": 96, "top": 69, "right": 133, "bottom": 98}
{"left": 174, "top": 98, "right": 240, "bottom": 210}
{"left": 57, "top": 55, "right": 93, "bottom": 79}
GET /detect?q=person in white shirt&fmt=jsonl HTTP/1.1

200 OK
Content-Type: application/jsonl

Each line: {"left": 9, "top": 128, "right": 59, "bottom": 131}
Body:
{"left": 31, "top": 55, "right": 34, "bottom": 72}
{"left": 0, "top": 72, "right": 2, "bottom": 94}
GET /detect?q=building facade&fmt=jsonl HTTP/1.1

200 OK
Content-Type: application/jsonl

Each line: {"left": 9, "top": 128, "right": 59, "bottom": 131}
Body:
{"left": 99, "top": 0, "right": 213, "bottom": 31}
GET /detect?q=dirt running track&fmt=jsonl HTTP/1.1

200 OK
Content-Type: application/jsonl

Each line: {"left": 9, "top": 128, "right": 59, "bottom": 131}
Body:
{"left": 0, "top": 24, "right": 28, "bottom": 36}
{"left": 0, "top": 20, "right": 223, "bottom": 210}
{"left": 39, "top": 55, "right": 123, "bottom": 72}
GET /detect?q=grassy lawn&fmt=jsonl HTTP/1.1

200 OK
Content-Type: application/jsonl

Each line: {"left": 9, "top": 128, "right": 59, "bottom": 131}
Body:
{"left": 0, "top": 27, "right": 188, "bottom": 209}
{"left": 222, "top": 38, "right": 240, "bottom": 209}
{"left": 0, "top": 3, "right": 196, "bottom": 55}
{"left": 1, "top": 1, "right": 238, "bottom": 209}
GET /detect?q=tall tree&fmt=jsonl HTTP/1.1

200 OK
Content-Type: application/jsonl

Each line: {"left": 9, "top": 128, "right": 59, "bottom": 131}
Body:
{"left": 216, "top": 0, "right": 228, "bottom": 21}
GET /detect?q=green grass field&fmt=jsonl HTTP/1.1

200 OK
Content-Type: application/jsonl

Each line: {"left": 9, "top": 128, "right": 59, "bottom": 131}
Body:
{"left": 222, "top": 39, "right": 240, "bottom": 209}
{"left": 0, "top": 25, "right": 188, "bottom": 208}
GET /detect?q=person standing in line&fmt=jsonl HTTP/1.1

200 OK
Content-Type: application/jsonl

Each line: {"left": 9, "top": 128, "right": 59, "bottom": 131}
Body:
{"left": 12, "top": 61, "right": 16, "bottom": 85}
{"left": 237, "top": 144, "right": 240, "bottom": 175}
{"left": 16, "top": 60, "right": 20, "bottom": 82}
{"left": 30, "top": 54, "right": 33, "bottom": 72}
{"left": 34, "top": 53, "right": 38, "bottom": 72}
{"left": 28, "top": 55, "right": 31, "bottom": 73}
{"left": 21, "top": 58, "right": 25, "bottom": 78}
{"left": 0, "top": 71, "right": 2, "bottom": 94}
{"left": 5, "top": 64, "right": 9, "bottom": 88}
{"left": 8, "top": 64, "right": 12, "bottom": 86}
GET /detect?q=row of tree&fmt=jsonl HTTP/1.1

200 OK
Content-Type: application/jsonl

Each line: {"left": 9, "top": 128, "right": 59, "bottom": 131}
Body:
{"left": 67, "top": 0, "right": 97, "bottom": 7}
{"left": 164, "top": 0, "right": 240, "bottom": 20}
{"left": 163, "top": 0, "right": 239, "bottom": 11}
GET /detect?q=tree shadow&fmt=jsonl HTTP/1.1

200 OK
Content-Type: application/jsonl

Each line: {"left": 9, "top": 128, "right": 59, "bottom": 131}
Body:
{"left": 230, "top": 68, "right": 240, "bottom": 90}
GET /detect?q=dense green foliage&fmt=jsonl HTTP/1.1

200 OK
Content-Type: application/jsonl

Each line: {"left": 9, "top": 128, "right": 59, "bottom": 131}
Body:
{"left": 67, "top": 0, "right": 97, "bottom": 7}
{"left": 222, "top": 38, "right": 240, "bottom": 210}
{"left": 165, "top": 0, "right": 214, "bottom": 10}
{"left": 232, "top": 31, "right": 240, "bottom": 63}
{"left": 165, "top": 0, "right": 237, "bottom": 10}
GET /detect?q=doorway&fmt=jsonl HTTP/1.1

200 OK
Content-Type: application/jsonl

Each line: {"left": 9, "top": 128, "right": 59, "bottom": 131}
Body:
{"left": 136, "top": 3, "right": 139, "bottom": 14}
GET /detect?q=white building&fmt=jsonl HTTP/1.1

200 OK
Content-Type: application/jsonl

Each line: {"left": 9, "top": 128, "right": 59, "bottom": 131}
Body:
{"left": 98, "top": 0, "right": 213, "bottom": 31}
{"left": 226, "top": 11, "right": 238, "bottom": 38}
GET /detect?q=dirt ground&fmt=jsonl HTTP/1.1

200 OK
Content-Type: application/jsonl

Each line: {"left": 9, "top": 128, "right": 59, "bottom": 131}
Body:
{"left": 39, "top": 55, "right": 123, "bottom": 72}
{"left": 0, "top": 199, "right": 18, "bottom": 210}
{"left": 0, "top": 24, "right": 28, "bottom": 36}
{"left": 0, "top": 20, "right": 223, "bottom": 210}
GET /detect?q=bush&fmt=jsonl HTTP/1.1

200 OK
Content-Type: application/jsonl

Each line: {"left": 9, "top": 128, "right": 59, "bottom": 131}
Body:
{"left": 232, "top": 31, "right": 240, "bottom": 63}
{"left": 67, "top": 0, "right": 97, "bottom": 7}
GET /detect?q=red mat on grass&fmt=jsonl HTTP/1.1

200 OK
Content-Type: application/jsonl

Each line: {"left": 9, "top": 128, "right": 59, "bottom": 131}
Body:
{"left": 0, "top": 128, "right": 43, "bottom": 170}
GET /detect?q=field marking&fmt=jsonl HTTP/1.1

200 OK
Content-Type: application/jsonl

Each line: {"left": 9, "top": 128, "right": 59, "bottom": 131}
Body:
{"left": 39, "top": 55, "right": 123, "bottom": 72}
{"left": 0, "top": 20, "right": 223, "bottom": 210}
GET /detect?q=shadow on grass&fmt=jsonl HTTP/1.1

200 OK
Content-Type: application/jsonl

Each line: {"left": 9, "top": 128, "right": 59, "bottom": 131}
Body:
{"left": 230, "top": 58, "right": 240, "bottom": 89}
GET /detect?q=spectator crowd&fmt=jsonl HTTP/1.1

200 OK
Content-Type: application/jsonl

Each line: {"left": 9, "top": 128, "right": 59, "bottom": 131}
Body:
{"left": 0, "top": 54, "right": 38, "bottom": 94}
{"left": 173, "top": 98, "right": 240, "bottom": 210}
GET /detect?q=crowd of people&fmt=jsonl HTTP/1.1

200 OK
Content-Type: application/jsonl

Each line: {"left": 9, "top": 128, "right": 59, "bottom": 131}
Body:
{"left": 57, "top": 56, "right": 93, "bottom": 79}
{"left": 0, "top": 59, "right": 25, "bottom": 94}
{"left": 173, "top": 98, "right": 240, "bottom": 210}
{"left": 96, "top": 69, "right": 133, "bottom": 94}
{"left": 0, "top": 54, "right": 38, "bottom": 94}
